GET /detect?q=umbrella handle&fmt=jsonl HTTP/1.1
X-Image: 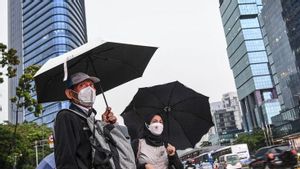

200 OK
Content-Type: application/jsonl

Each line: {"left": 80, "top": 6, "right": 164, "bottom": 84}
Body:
{"left": 98, "top": 82, "right": 109, "bottom": 109}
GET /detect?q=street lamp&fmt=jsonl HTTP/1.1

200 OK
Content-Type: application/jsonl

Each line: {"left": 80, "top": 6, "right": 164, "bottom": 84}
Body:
{"left": 13, "top": 153, "right": 22, "bottom": 169}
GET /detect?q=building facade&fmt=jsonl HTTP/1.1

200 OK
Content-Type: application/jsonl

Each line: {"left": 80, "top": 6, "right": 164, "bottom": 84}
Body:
{"left": 8, "top": 0, "right": 23, "bottom": 124}
{"left": 261, "top": 0, "right": 300, "bottom": 124}
{"left": 214, "top": 92, "right": 243, "bottom": 145}
{"left": 8, "top": 0, "right": 87, "bottom": 127}
{"left": 204, "top": 101, "right": 223, "bottom": 145}
{"left": 207, "top": 92, "right": 243, "bottom": 145}
{"left": 219, "top": 0, "right": 281, "bottom": 132}
{"left": 261, "top": 0, "right": 300, "bottom": 138}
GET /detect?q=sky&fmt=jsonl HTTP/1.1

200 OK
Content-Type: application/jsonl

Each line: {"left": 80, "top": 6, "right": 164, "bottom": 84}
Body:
{"left": 0, "top": 0, "right": 236, "bottom": 123}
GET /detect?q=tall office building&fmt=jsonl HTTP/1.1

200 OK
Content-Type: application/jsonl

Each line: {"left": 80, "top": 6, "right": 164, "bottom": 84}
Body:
{"left": 8, "top": 0, "right": 23, "bottom": 124}
{"left": 261, "top": 0, "right": 300, "bottom": 123}
{"left": 8, "top": 1, "right": 87, "bottom": 126}
{"left": 219, "top": 0, "right": 281, "bottom": 131}
{"left": 261, "top": 0, "right": 300, "bottom": 137}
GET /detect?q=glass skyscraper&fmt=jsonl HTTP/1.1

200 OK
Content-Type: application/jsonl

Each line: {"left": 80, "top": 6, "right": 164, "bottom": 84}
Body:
{"left": 219, "top": 0, "right": 281, "bottom": 131}
{"left": 261, "top": 0, "right": 300, "bottom": 123}
{"left": 261, "top": 0, "right": 300, "bottom": 137}
{"left": 8, "top": 0, "right": 87, "bottom": 127}
{"left": 8, "top": 0, "right": 23, "bottom": 124}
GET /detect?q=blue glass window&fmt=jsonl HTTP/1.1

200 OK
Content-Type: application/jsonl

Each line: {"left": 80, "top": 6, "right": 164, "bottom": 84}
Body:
{"left": 254, "top": 76, "right": 273, "bottom": 89}
{"left": 240, "top": 18, "right": 259, "bottom": 28}
{"left": 263, "top": 101, "right": 281, "bottom": 123}
{"left": 248, "top": 51, "right": 268, "bottom": 63}
{"left": 251, "top": 63, "right": 270, "bottom": 75}
{"left": 263, "top": 91, "right": 273, "bottom": 101}
{"left": 238, "top": 0, "right": 257, "bottom": 4}
{"left": 245, "top": 40, "right": 265, "bottom": 51}
{"left": 239, "top": 4, "right": 258, "bottom": 15}
{"left": 242, "top": 28, "right": 262, "bottom": 40}
{"left": 256, "top": 0, "right": 262, "bottom": 5}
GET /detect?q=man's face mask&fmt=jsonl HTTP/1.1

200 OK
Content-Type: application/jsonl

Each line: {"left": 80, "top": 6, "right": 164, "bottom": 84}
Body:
{"left": 73, "top": 86, "right": 96, "bottom": 107}
{"left": 147, "top": 122, "right": 164, "bottom": 135}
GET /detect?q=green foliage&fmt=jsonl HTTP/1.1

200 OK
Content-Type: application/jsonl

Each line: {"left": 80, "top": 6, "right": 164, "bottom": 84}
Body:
{"left": 233, "top": 128, "right": 266, "bottom": 153}
{"left": 0, "top": 42, "right": 20, "bottom": 83}
{"left": 0, "top": 122, "right": 53, "bottom": 169}
{"left": 200, "top": 141, "right": 212, "bottom": 147}
{"left": 10, "top": 65, "right": 42, "bottom": 117}
{"left": 0, "top": 43, "right": 42, "bottom": 117}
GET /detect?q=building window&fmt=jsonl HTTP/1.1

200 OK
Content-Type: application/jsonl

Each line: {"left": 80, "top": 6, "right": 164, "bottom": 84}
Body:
{"left": 245, "top": 40, "right": 265, "bottom": 51}
{"left": 240, "top": 18, "right": 260, "bottom": 28}
{"left": 251, "top": 63, "right": 270, "bottom": 75}
{"left": 254, "top": 76, "right": 273, "bottom": 89}
{"left": 239, "top": 4, "right": 258, "bottom": 15}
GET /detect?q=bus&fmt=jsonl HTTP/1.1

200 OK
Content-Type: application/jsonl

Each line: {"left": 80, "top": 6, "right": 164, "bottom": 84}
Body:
{"left": 211, "top": 144, "right": 250, "bottom": 163}
{"left": 180, "top": 148, "right": 202, "bottom": 162}
{"left": 194, "top": 152, "right": 214, "bottom": 169}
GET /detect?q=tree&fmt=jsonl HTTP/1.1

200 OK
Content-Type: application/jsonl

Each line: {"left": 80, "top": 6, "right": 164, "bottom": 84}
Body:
{"left": 1, "top": 42, "right": 43, "bottom": 157}
{"left": 0, "top": 122, "right": 52, "bottom": 169}
{"left": 0, "top": 42, "right": 20, "bottom": 83}
{"left": 10, "top": 65, "right": 43, "bottom": 117}
{"left": 233, "top": 128, "right": 266, "bottom": 153}
{"left": 9, "top": 65, "right": 43, "bottom": 155}
{"left": 200, "top": 141, "right": 212, "bottom": 147}
{"left": 1, "top": 42, "right": 42, "bottom": 117}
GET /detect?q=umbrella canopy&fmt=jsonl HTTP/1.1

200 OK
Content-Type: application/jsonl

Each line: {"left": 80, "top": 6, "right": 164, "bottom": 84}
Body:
{"left": 34, "top": 40, "right": 157, "bottom": 103}
{"left": 36, "top": 152, "right": 56, "bottom": 169}
{"left": 121, "top": 81, "right": 214, "bottom": 150}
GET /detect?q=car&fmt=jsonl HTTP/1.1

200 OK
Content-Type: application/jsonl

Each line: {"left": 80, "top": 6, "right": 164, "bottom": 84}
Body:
{"left": 184, "top": 159, "right": 197, "bottom": 169}
{"left": 218, "top": 153, "right": 242, "bottom": 169}
{"left": 249, "top": 144, "right": 298, "bottom": 169}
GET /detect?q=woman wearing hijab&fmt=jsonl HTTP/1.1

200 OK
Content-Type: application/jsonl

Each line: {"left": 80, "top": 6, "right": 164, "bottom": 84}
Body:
{"left": 132, "top": 113, "right": 183, "bottom": 169}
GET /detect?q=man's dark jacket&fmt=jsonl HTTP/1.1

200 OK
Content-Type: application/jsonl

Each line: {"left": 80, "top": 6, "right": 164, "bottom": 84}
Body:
{"left": 54, "top": 104, "right": 93, "bottom": 169}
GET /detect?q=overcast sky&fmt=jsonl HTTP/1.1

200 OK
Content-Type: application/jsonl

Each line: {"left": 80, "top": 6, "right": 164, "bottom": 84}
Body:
{"left": 0, "top": 0, "right": 236, "bottom": 123}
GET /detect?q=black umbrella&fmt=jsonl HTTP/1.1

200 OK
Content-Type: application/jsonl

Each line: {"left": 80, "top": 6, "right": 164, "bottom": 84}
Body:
{"left": 121, "top": 81, "right": 214, "bottom": 150}
{"left": 34, "top": 41, "right": 157, "bottom": 104}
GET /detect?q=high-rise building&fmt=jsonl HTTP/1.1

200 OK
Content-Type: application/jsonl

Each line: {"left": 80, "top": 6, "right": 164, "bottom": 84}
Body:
{"left": 8, "top": 0, "right": 23, "bottom": 124}
{"left": 205, "top": 92, "right": 243, "bottom": 145}
{"left": 261, "top": 0, "right": 300, "bottom": 138}
{"left": 8, "top": 1, "right": 87, "bottom": 127}
{"left": 213, "top": 92, "right": 243, "bottom": 145}
{"left": 222, "top": 92, "right": 243, "bottom": 130}
{"left": 261, "top": 0, "right": 300, "bottom": 121}
{"left": 219, "top": 0, "right": 281, "bottom": 131}
{"left": 200, "top": 101, "right": 223, "bottom": 145}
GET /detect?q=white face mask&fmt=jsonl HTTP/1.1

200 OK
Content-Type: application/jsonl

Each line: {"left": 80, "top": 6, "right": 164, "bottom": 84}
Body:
{"left": 75, "top": 86, "right": 96, "bottom": 107}
{"left": 148, "top": 122, "right": 164, "bottom": 136}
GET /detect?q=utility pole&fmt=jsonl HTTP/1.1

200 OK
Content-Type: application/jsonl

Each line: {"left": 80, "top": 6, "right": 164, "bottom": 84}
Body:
{"left": 266, "top": 123, "right": 274, "bottom": 145}
{"left": 13, "top": 153, "right": 22, "bottom": 169}
{"left": 34, "top": 138, "right": 50, "bottom": 167}
{"left": 13, "top": 155, "right": 17, "bottom": 169}
{"left": 35, "top": 140, "right": 38, "bottom": 167}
